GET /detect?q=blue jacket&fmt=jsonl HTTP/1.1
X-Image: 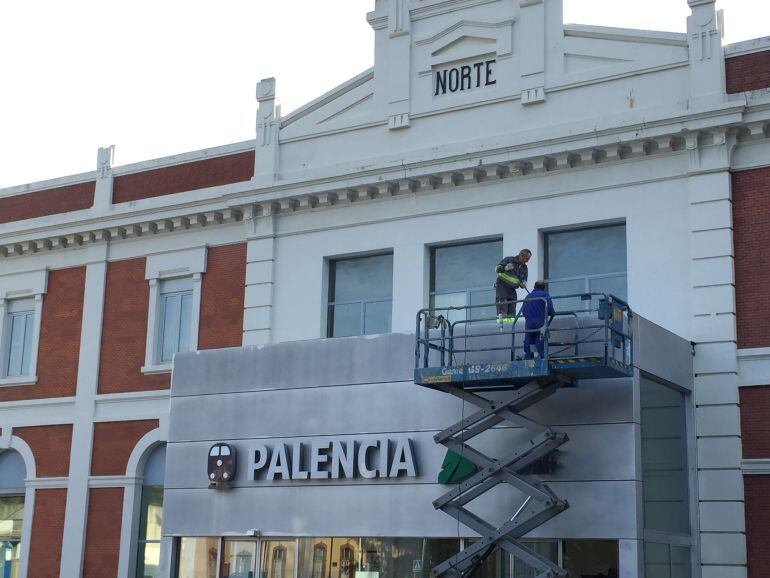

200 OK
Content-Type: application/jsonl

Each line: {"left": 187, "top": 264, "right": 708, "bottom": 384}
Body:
{"left": 522, "top": 289, "right": 555, "bottom": 327}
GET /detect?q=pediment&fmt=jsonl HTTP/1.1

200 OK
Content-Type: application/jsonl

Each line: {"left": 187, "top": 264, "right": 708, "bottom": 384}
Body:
{"left": 280, "top": 70, "right": 376, "bottom": 140}
{"left": 415, "top": 19, "right": 514, "bottom": 73}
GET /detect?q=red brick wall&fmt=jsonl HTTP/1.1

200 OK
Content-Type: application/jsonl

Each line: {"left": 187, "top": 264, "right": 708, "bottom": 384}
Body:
{"left": 727, "top": 51, "right": 770, "bottom": 94}
{"left": 91, "top": 419, "right": 159, "bottom": 476}
{"left": 14, "top": 425, "right": 72, "bottom": 477}
{"left": 0, "top": 181, "right": 94, "bottom": 225}
{"left": 112, "top": 150, "right": 255, "bottom": 204}
{"left": 733, "top": 168, "right": 770, "bottom": 349}
{"left": 27, "top": 488, "right": 67, "bottom": 578}
{"left": 740, "top": 386, "right": 770, "bottom": 459}
{"left": 199, "top": 243, "right": 246, "bottom": 350}
{"left": 98, "top": 258, "right": 170, "bottom": 393}
{"left": 0, "top": 267, "right": 85, "bottom": 402}
{"left": 745, "top": 476, "right": 770, "bottom": 578}
{"left": 82, "top": 487, "right": 124, "bottom": 578}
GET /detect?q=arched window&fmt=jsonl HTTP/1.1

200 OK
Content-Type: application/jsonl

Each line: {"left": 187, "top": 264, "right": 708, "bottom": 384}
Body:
{"left": 0, "top": 450, "right": 26, "bottom": 578}
{"left": 311, "top": 543, "right": 327, "bottom": 578}
{"left": 271, "top": 546, "right": 287, "bottom": 578}
{"left": 136, "top": 444, "right": 165, "bottom": 578}
{"left": 339, "top": 545, "right": 354, "bottom": 578}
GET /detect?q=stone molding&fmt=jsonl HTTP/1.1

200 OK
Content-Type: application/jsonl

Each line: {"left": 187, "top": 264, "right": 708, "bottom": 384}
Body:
{"left": 0, "top": 119, "right": 768, "bottom": 261}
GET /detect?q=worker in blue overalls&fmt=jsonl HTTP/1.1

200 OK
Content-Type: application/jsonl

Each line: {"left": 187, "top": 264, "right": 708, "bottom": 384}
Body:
{"left": 494, "top": 249, "right": 531, "bottom": 322}
{"left": 522, "top": 280, "right": 555, "bottom": 359}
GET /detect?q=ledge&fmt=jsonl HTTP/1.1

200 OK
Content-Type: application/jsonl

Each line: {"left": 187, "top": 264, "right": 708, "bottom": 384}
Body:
{"left": 0, "top": 376, "right": 38, "bottom": 388}
{"left": 25, "top": 476, "right": 68, "bottom": 489}
{"left": 141, "top": 364, "right": 173, "bottom": 376}
{"left": 742, "top": 459, "right": 770, "bottom": 475}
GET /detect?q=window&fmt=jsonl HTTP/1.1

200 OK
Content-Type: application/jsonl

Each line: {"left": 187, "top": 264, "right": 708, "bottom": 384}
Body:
{"left": 0, "top": 449, "right": 26, "bottom": 578}
{"left": 430, "top": 240, "right": 502, "bottom": 323}
{"left": 261, "top": 542, "right": 295, "bottom": 578}
{"left": 221, "top": 540, "right": 257, "bottom": 578}
{"left": 0, "top": 270, "right": 46, "bottom": 385}
{"left": 0, "top": 496, "right": 23, "bottom": 578}
{"left": 327, "top": 254, "right": 393, "bottom": 337}
{"left": 143, "top": 247, "right": 206, "bottom": 373}
{"left": 338, "top": 544, "right": 354, "bottom": 578}
{"left": 136, "top": 445, "right": 165, "bottom": 578}
{"left": 644, "top": 542, "right": 691, "bottom": 578}
{"left": 545, "top": 224, "right": 627, "bottom": 310}
{"left": 641, "top": 376, "right": 692, "bottom": 577}
{"left": 177, "top": 537, "right": 219, "bottom": 578}
{"left": 484, "top": 539, "right": 618, "bottom": 578}
{"left": 3, "top": 300, "right": 35, "bottom": 378}
{"left": 641, "top": 377, "right": 689, "bottom": 535}
{"left": 159, "top": 279, "right": 193, "bottom": 363}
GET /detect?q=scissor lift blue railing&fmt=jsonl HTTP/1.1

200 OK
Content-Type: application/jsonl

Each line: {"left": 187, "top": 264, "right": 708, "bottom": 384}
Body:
{"left": 414, "top": 294, "right": 633, "bottom": 578}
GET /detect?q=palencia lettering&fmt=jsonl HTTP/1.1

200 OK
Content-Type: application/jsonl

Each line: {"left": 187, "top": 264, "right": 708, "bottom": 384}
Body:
{"left": 435, "top": 59, "right": 496, "bottom": 96}
{"left": 248, "top": 437, "right": 417, "bottom": 481}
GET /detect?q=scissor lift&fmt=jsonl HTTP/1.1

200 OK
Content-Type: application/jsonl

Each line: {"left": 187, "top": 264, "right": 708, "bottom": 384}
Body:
{"left": 414, "top": 294, "right": 633, "bottom": 578}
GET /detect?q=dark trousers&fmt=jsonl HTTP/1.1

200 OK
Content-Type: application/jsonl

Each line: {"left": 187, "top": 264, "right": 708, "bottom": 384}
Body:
{"left": 523, "top": 321, "right": 545, "bottom": 359}
{"left": 495, "top": 283, "right": 517, "bottom": 317}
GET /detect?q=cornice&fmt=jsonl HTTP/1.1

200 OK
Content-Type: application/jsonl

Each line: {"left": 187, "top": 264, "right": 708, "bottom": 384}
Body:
{"left": 0, "top": 114, "right": 768, "bottom": 262}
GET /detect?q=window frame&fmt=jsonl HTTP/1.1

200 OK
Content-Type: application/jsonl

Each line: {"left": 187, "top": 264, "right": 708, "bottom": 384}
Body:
{"left": 326, "top": 253, "right": 394, "bottom": 338}
{"left": 142, "top": 248, "right": 207, "bottom": 374}
{"left": 0, "top": 269, "right": 47, "bottom": 387}
{"left": 428, "top": 238, "right": 502, "bottom": 322}
{"left": 135, "top": 485, "right": 164, "bottom": 578}
{"left": 543, "top": 223, "right": 627, "bottom": 307}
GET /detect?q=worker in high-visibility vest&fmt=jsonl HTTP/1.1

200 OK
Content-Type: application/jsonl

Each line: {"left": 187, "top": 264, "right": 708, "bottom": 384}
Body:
{"left": 494, "top": 248, "right": 531, "bottom": 322}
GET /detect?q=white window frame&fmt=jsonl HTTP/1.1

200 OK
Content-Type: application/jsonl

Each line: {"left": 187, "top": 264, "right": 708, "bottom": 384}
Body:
{"left": 141, "top": 248, "right": 206, "bottom": 375}
{"left": 0, "top": 270, "right": 47, "bottom": 387}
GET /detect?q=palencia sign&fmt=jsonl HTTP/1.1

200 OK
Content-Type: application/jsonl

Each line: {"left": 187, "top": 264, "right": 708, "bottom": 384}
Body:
{"left": 247, "top": 437, "right": 418, "bottom": 481}
{"left": 435, "top": 59, "right": 497, "bottom": 96}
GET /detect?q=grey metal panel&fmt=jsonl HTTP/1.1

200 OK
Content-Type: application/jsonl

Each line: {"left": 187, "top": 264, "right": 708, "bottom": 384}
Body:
{"left": 166, "top": 325, "right": 658, "bottom": 543}
{"left": 163, "top": 480, "right": 639, "bottom": 540}
{"left": 171, "top": 332, "right": 415, "bottom": 397}
{"left": 167, "top": 382, "right": 461, "bottom": 443}
{"left": 165, "top": 424, "right": 637, "bottom": 490}
{"left": 633, "top": 316, "right": 693, "bottom": 389}
{"left": 168, "top": 380, "right": 632, "bottom": 443}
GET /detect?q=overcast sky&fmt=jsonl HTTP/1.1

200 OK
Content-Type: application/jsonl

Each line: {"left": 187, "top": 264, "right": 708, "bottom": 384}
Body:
{"left": 0, "top": 0, "right": 767, "bottom": 189}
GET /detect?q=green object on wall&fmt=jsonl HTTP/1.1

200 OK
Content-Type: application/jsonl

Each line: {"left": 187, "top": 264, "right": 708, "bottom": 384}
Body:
{"left": 438, "top": 449, "right": 478, "bottom": 484}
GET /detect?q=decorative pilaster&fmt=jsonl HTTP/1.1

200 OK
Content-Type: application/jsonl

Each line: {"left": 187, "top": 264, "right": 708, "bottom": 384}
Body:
{"left": 58, "top": 247, "right": 109, "bottom": 577}
{"left": 687, "top": 129, "right": 747, "bottom": 578}
{"left": 519, "top": 0, "right": 546, "bottom": 105}
{"left": 386, "top": 0, "right": 411, "bottom": 129}
{"left": 243, "top": 204, "right": 278, "bottom": 346}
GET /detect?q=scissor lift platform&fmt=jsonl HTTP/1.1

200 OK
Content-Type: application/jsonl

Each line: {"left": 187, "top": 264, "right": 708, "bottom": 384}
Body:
{"left": 415, "top": 355, "right": 632, "bottom": 391}
{"left": 415, "top": 294, "right": 632, "bottom": 578}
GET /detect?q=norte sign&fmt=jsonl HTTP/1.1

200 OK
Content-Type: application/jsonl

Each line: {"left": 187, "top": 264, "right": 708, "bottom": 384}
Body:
{"left": 246, "top": 437, "right": 418, "bottom": 481}
{"left": 434, "top": 59, "right": 497, "bottom": 96}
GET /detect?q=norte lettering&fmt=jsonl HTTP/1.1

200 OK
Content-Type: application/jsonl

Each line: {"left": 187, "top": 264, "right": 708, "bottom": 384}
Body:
{"left": 435, "top": 60, "right": 496, "bottom": 96}
{"left": 248, "top": 437, "right": 417, "bottom": 481}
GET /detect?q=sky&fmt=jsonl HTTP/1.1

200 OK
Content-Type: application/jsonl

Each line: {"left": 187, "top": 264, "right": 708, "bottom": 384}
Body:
{"left": 0, "top": 0, "right": 767, "bottom": 189}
